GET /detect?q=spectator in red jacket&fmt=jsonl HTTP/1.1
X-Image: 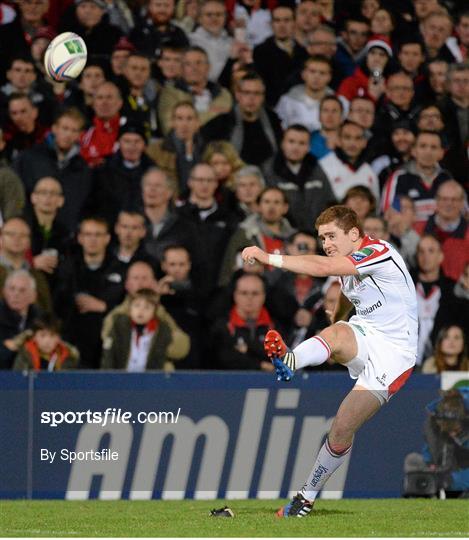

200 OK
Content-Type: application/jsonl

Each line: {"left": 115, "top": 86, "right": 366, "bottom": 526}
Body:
{"left": 337, "top": 35, "right": 392, "bottom": 106}
{"left": 424, "top": 180, "right": 468, "bottom": 282}
{"left": 211, "top": 272, "right": 276, "bottom": 371}
{"left": 80, "top": 81, "right": 123, "bottom": 167}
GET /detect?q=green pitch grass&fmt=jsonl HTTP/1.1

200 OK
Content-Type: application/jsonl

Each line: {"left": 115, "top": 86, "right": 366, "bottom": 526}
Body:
{"left": 1, "top": 499, "right": 468, "bottom": 537}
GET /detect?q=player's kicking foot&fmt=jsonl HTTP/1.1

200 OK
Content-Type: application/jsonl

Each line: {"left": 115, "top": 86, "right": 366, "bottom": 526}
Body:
{"left": 264, "top": 329, "right": 296, "bottom": 381}
{"left": 276, "top": 493, "right": 313, "bottom": 518}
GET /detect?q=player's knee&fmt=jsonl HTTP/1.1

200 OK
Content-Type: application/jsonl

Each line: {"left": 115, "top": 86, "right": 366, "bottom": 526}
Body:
{"left": 320, "top": 324, "right": 352, "bottom": 356}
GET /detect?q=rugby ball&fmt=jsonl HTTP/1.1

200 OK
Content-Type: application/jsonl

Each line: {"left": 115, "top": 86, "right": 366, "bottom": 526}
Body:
{"left": 44, "top": 32, "right": 87, "bottom": 82}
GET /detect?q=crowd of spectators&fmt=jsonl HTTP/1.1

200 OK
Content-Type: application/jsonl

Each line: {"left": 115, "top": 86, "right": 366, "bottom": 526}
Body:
{"left": 0, "top": 0, "right": 467, "bottom": 373}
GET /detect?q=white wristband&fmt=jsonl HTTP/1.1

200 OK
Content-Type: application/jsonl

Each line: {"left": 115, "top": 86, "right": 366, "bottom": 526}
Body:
{"left": 268, "top": 254, "right": 284, "bottom": 268}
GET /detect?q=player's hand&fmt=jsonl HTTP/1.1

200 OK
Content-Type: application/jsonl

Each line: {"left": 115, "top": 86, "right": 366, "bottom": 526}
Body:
{"left": 241, "top": 246, "right": 269, "bottom": 266}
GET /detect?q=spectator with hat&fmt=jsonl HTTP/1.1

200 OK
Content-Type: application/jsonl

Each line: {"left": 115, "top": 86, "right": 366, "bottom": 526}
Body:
{"left": 110, "top": 37, "right": 136, "bottom": 79}
{"left": 337, "top": 34, "right": 393, "bottom": 106}
{"left": 370, "top": 118, "right": 416, "bottom": 188}
{"left": 91, "top": 120, "right": 155, "bottom": 226}
{"left": 30, "top": 26, "right": 57, "bottom": 79}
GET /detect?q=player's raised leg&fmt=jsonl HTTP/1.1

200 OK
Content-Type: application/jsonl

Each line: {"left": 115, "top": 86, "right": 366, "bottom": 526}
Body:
{"left": 264, "top": 322, "right": 359, "bottom": 381}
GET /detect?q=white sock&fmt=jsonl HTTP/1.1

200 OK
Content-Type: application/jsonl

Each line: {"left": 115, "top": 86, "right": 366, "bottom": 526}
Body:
{"left": 292, "top": 335, "right": 331, "bottom": 369}
{"left": 300, "top": 438, "right": 352, "bottom": 502}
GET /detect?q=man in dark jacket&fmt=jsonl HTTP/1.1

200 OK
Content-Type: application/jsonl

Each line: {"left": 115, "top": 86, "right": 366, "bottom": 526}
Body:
{"left": 201, "top": 72, "right": 283, "bottom": 170}
{"left": 130, "top": 0, "right": 189, "bottom": 57}
{"left": 14, "top": 108, "right": 92, "bottom": 232}
{"left": 54, "top": 217, "right": 126, "bottom": 369}
{"left": 264, "top": 124, "right": 334, "bottom": 231}
{"left": 211, "top": 272, "right": 276, "bottom": 371}
{"left": 91, "top": 121, "right": 155, "bottom": 226}
{"left": 253, "top": 5, "right": 307, "bottom": 107}
{"left": 176, "top": 163, "right": 235, "bottom": 301}
{"left": 138, "top": 167, "right": 197, "bottom": 264}
{"left": 0, "top": 269, "right": 41, "bottom": 369}
{"left": 59, "top": 0, "right": 122, "bottom": 57}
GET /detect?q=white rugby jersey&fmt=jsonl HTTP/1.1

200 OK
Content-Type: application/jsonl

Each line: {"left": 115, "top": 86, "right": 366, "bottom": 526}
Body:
{"left": 341, "top": 236, "right": 418, "bottom": 354}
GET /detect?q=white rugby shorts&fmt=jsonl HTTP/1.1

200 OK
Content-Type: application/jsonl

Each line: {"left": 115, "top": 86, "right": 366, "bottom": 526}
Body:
{"left": 338, "top": 316, "right": 416, "bottom": 405}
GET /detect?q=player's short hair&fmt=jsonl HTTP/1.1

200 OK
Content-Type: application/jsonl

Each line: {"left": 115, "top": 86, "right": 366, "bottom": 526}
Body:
{"left": 315, "top": 205, "right": 364, "bottom": 237}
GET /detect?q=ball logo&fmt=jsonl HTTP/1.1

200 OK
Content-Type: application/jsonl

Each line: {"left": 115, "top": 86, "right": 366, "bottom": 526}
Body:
{"left": 64, "top": 39, "right": 85, "bottom": 55}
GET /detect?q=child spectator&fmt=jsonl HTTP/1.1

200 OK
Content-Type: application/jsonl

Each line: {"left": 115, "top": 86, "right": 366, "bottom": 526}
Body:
{"left": 101, "top": 288, "right": 188, "bottom": 371}
{"left": 13, "top": 314, "right": 79, "bottom": 371}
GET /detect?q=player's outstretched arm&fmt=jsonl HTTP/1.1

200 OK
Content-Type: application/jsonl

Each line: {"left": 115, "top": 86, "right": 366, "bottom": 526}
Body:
{"left": 241, "top": 246, "right": 358, "bottom": 277}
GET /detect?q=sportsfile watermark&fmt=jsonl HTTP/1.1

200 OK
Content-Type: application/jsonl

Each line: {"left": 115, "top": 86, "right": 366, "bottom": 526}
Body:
{"left": 41, "top": 407, "right": 181, "bottom": 428}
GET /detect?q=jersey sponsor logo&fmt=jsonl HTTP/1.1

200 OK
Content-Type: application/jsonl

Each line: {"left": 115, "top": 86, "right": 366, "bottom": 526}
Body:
{"left": 356, "top": 300, "right": 382, "bottom": 316}
{"left": 351, "top": 247, "right": 375, "bottom": 262}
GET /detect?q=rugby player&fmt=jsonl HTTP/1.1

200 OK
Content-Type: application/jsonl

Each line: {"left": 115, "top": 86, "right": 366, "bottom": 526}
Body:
{"left": 242, "top": 205, "right": 417, "bottom": 517}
